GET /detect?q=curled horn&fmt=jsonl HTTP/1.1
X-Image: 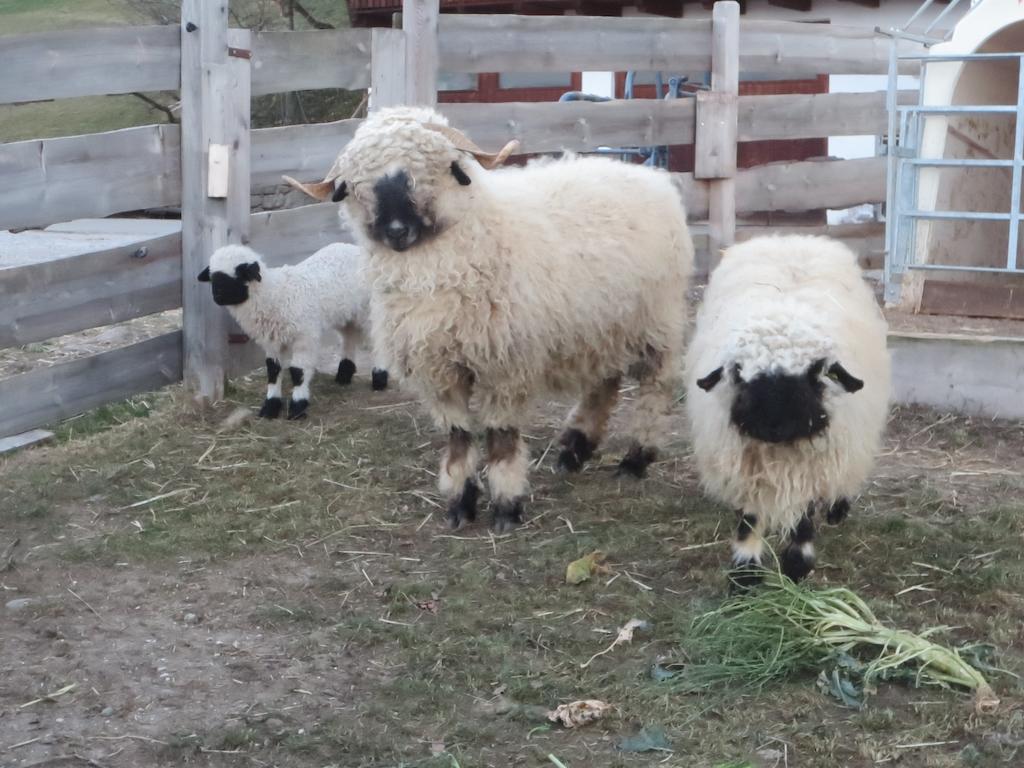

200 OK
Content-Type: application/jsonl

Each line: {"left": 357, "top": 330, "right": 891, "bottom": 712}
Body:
{"left": 282, "top": 175, "right": 337, "bottom": 202}
{"left": 422, "top": 123, "right": 520, "bottom": 169}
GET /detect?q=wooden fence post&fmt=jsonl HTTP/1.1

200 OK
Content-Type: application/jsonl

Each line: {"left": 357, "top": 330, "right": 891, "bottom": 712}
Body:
{"left": 402, "top": 0, "right": 438, "bottom": 106}
{"left": 698, "top": 0, "right": 740, "bottom": 272}
{"left": 180, "top": 2, "right": 252, "bottom": 403}
{"left": 370, "top": 28, "right": 408, "bottom": 111}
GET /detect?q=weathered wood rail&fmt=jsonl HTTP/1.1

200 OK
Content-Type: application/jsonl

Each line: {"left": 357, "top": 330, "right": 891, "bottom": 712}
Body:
{"left": 0, "top": 0, "right": 906, "bottom": 440}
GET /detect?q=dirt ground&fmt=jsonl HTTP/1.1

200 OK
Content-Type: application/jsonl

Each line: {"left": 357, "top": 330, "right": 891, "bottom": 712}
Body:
{"left": 1, "top": 371, "right": 1024, "bottom": 768}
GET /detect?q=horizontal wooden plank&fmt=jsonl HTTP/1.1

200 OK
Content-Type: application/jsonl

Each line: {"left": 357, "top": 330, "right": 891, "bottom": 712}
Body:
{"left": 737, "top": 156, "right": 887, "bottom": 215}
{"left": 0, "top": 124, "right": 181, "bottom": 231}
{"left": 0, "top": 26, "right": 180, "bottom": 105}
{"left": 442, "top": 99, "right": 696, "bottom": 155}
{"left": 438, "top": 15, "right": 920, "bottom": 76}
{"left": 249, "top": 203, "right": 354, "bottom": 267}
{"left": 739, "top": 20, "right": 922, "bottom": 77}
{"left": 676, "top": 157, "right": 885, "bottom": 219}
{"left": 919, "top": 280, "right": 1024, "bottom": 321}
{"left": 439, "top": 14, "right": 712, "bottom": 74}
{"left": 0, "top": 429, "right": 54, "bottom": 454}
{"left": 0, "top": 331, "right": 182, "bottom": 438}
{"left": 251, "top": 119, "right": 361, "bottom": 189}
{"left": 251, "top": 29, "right": 371, "bottom": 96}
{"left": 0, "top": 233, "right": 182, "bottom": 351}
{"left": 738, "top": 91, "right": 916, "bottom": 142}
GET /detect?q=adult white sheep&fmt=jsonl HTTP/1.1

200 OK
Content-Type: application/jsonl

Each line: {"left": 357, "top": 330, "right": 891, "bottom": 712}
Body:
{"left": 287, "top": 106, "right": 694, "bottom": 532}
{"left": 197, "top": 242, "right": 388, "bottom": 420}
{"left": 685, "top": 234, "right": 890, "bottom": 587}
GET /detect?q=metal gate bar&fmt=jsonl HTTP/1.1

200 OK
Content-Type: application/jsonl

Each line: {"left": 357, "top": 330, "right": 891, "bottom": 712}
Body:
{"left": 884, "top": 40, "right": 1024, "bottom": 303}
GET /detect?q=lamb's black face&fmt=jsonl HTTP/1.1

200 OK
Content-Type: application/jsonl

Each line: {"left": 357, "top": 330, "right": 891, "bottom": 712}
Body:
{"left": 370, "top": 171, "right": 427, "bottom": 252}
{"left": 730, "top": 362, "right": 829, "bottom": 445}
{"left": 198, "top": 262, "right": 261, "bottom": 306}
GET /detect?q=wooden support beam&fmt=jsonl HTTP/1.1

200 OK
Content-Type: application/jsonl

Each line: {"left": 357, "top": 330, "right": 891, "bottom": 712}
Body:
{"left": 370, "top": 28, "right": 408, "bottom": 111}
{"left": 705, "top": 0, "right": 739, "bottom": 271}
{"left": 180, "top": 2, "right": 252, "bottom": 403}
{"left": 402, "top": 0, "right": 438, "bottom": 106}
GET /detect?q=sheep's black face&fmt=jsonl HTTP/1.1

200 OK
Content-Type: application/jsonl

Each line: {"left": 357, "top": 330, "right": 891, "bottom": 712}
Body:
{"left": 730, "top": 363, "right": 829, "bottom": 445}
{"left": 198, "top": 262, "right": 261, "bottom": 306}
{"left": 370, "top": 170, "right": 428, "bottom": 252}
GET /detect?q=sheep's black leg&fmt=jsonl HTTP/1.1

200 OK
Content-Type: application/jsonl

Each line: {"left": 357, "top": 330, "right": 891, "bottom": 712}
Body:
{"left": 780, "top": 505, "right": 816, "bottom": 582}
{"left": 617, "top": 443, "right": 659, "bottom": 479}
{"left": 729, "top": 511, "right": 765, "bottom": 592}
{"left": 371, "top": 368, "right": 389, "bottom": 391}
{"left": 557, "top": 377, "right": 620, "bottom": 472}
{"left": 259, "top": 358, "right": 283, "bottom": 418}
{"left": 486, "top": 426, "right": 528, "bottom": 533}
{"left": 619, "top": 347, "right": 674, "bottom": 478}
{"left": 336, "top": 358, "right": 356, "bottom": 385}
{"left": 827, "top": 497, "right": 851, "bottom": 525}
{"left": 442, "top": 427, "right": 479, "bottom": 529}
{"left": 287, "top": 365, "right": 310, "bottom": 420}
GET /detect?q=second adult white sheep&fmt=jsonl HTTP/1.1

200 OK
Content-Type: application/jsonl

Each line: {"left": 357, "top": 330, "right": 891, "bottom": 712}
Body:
{"left": 198, "top": 242, "right": 388, "bottom": 420}
{"left": 685, "top": 234, "right": 890, "bottom": 587}
{"left": 288, "top": 107, "right": 694, "bottom": 532}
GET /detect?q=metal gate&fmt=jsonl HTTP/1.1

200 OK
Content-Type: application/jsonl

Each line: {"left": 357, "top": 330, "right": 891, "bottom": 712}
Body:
{"left": 882, "top": 0, "right": 1024, "bottom": 305}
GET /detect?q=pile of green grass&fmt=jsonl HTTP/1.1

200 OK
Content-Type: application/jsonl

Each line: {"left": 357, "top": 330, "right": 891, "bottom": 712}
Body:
{"left": 682, "top": 571, "right": 1000, "bottom": 713}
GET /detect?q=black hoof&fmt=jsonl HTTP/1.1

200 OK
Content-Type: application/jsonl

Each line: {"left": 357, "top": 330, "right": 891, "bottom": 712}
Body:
{"left": 780, "top": 545, "right": 815, "bottom": 583}
{"left": 826, "top": 497, "right": 850, "bottom": 525}
{"left": 728, "top": 563, "right": 765, "bottom": 594}
{"left": 617, "top": 444, "right": 657, "bottom": 479}
{"left": 287, "top": 398, "right": 309, "bottom": 420}
{"left": 446, "top": 479, "right": 479, "bottom": 530}
{"left": 490, "top": 498, "right": 524, "bottom": 534}
{"left": 258, "top": 397, "right": 283, "bottom": 419}
{"left": 336, "top": 358, "right": 356, "bottom": 385}
{"left": 371, "top": 368, "right": 389, "bottom": 391}
{"left": 556, "top": 428, "right": 596, "bottom": 473}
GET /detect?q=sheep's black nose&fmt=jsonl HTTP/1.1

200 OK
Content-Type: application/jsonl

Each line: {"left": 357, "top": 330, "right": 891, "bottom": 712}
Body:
{"left": 387, "top": 221, "right": 408, "bottom": 240}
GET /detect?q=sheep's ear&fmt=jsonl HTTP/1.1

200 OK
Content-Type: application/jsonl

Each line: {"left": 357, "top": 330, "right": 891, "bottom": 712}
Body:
{"left": 282, "top": 175, "right": 337, "bottom": 202}
{"left": 451, "top": 161, "right": 472, "bottom": 186}
{"left": 332, "top": 181, "right": 348, "bottom": 202}
{"left": 696, "top": 366, "right": 724, "bottom": 392}
{"left": 197, "top": 267, "right": 211, "bottom": 282}
{"left": 827, "top": 362, "right": 864, "bottom": 393}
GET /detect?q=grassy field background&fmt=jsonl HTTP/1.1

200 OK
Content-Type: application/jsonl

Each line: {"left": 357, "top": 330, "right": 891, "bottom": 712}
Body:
{"left": 1, "top": 371, "right": 1022, "bottom": 767}
{"left": 0, "top": 0, "right": 354, "bottom": 143}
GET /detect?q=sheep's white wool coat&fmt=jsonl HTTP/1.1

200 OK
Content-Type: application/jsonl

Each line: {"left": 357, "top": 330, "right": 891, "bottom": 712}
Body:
{"left": 685, "top": 235, "right": 891, "bottom": 533}
{"left": 331, "top": 109, "right": 694, "bottom": 429}
{"left": 209, "top": 242, "right": 371, "bottom": 363}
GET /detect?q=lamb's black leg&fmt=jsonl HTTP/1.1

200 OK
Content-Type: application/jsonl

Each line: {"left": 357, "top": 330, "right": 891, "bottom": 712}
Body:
{"left": 259, "top": 357, "right": 283, "bottom": 418}
{"left": 780, "top": 505, "right": 816, "bottom": 582}
{"left": 336, "top": 358, "right": 356, "bottom": 385}
{"left": 287, "top": 365, "right": 310, "bottom": 420}
{"left": 371, "top": 368, "right": 389, "bottom": 391}
{"left": 729, "top": 511, "right": 765, "bottom": 592}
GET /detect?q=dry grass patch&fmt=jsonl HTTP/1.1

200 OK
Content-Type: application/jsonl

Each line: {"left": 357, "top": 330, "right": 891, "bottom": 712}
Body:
{"left": 0, "top": 373, "right": 1022, "bottom": 767}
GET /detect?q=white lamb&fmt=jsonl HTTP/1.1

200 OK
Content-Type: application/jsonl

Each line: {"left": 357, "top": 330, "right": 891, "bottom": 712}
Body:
{"left": 685, "top": 234, "right": 890, "bottom": 587}
{"left": 287, "top": 106, "right": 694, "bottom": 532}
{"left": 198, "top": 242, "right": 388, "bottom": 420}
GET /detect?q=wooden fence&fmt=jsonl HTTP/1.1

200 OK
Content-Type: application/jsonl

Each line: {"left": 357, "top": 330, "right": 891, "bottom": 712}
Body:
{"left": 0, "top": 0, "right": 912, "bottom": 440}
